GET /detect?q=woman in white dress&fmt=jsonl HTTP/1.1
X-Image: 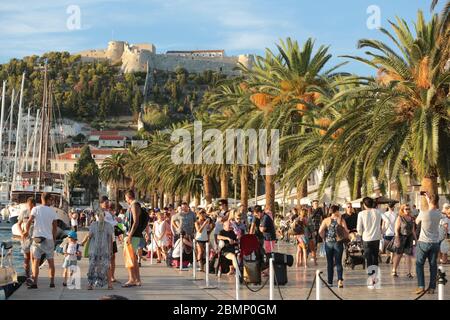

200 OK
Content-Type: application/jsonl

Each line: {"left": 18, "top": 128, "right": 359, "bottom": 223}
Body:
{"left": 153, "top": 211, "right": 169, "bottom": 263}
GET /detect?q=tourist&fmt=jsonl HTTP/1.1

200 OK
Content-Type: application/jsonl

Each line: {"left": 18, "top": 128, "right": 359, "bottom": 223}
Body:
{"left": 310, "top": 200, "right": 325, "bottom": 260}
{"left": 62, "top": 231, "right": 81, "bottom": 287}
{"left": 249, "top": 205, "right": 265, "bottom": 247}
{"left": 24, "top": 193, "right": 57, "bottom": 289}
{"left": 412, "top": 205, "right": 420, "bottom": 218}
{"left": 342, "top": 202, "right": 358, "bottom": 231}
{"left": 382, "top": 202, "right": 398, "bottom": 264}
{"left": 319, "top": 205, "right": 349, "bottom": 288}
{"left": 228, "top": 209, "right": 246, "bottom": 239}
{"left": 70, "top": 210, "right": 79, "bottom": 232}
{"left": 171, "top": 201, "right": 196, "bottom": 244}
{"left": 213, "top": 199, "right": 230, "bottom": 249}
{"left": 194, "top": 209, "right": 211, "bottom": 271}
{"left": 357, "top": 197, "right": 383, "bottom": 271}
{"left": 390, "top": 204, "right": 416, "bottom": 278}
{"left": 81, "top": 210, "right": 114, "bottom": 290}
{"left": 122, "top": 189, "right": 146, "bottom": 287}
{"left": 18, "top": 197, "right": 36, "bottom": 280}
{"left": 100, "top": 196, "right": 119, "bottom": 283}
{"left": 171, "top": 231, "right": 193, "bottom": 268}
{"left": 153, "top": 210, "right": 170, "bottom": 263}
{"left": 415, "top": 192, "right": 441, "bottom": 295}
{"left": 293, "top": 208, "right": 310, "bottom": 268}
{"left": 217, "top": 220, "right": 239, "bottom": 276}
{"left": 439, "top": 203, "right": 450, "bottom": 263}
{"left": 258, "top": 208, "right": 277, "bottom": 255}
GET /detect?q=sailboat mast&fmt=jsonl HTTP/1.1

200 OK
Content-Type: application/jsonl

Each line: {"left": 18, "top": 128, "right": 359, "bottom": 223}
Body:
{"left": 25, "top": 107, "right": 31, "bottom": 172}
{"left": 11, "top": 72, "right": 26, "bottom": 196}
{"left": 6, "top": 88, "right": 15, "bottom": 199}
{"left": 37, "top": 64, "right": 48, "bottom": 192}
{"left": 0, "top": 80, "right": 6, "bottom": 169}
{"left": 31, "top": 109, "right": 40, "bottom": 172}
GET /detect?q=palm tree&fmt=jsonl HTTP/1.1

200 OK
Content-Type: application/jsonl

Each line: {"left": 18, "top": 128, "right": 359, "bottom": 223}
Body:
{"left": 335, "top": 10, "right": 450, "bottom": 209}
{"left": 100, "top": 152, "right": 127, "bottom": 211}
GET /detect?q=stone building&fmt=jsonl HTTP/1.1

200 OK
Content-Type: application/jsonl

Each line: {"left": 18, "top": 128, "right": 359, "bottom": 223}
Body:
{"left": 78, "top": 41, "right": 254, "bottom": 74}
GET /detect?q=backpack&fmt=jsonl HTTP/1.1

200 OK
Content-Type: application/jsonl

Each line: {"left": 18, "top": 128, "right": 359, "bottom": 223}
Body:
{"left": 129, "top": 203, "right": 149, "bottom": 236}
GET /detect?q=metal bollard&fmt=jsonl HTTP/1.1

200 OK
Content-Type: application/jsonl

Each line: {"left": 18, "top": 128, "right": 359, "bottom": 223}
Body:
{"left": 201, "top": 241, "right": 217, "bottom": 289}
{"left": 269, "top": 257, "right": 274, "bottom": 300}
{"left": 235, "top": 267, "right": 240, "bottom": 300}
{"left": 192, "top": 239, "right": 196, "bottom": 279}
{"left": 316, "top": 270, "right": 322, "bottom": 300}
{"left": 149, "top": 231, "right": 153, "bottom": 265}
{"left": 180, "top": 238, "right": 183, "bottom": 271}
{"left": 438, "top": 266, "right": 447, "bottom": 301}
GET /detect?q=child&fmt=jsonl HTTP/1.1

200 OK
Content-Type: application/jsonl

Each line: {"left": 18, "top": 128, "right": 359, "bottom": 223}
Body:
{"left": 153, "top": 211, "right": 169, "bottom": 263}
{"left": 62, "top": 231, "right": 81, "bottom": 286}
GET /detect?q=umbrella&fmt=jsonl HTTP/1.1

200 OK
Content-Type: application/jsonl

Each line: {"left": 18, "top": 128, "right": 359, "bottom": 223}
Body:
{"left": 375, "top": 196, "right": 399, "bottom": 204}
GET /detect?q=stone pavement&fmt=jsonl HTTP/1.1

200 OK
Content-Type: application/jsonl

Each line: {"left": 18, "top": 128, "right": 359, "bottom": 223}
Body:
{"left": 9, "top": 232, "right": 449, "bottom": 300}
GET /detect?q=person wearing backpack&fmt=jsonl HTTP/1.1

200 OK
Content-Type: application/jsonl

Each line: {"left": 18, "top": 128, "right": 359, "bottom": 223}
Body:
{"left": 319, "top": 205, "right": 349, "bottom": 288}
{"left": 123, "top": 189, "right": 146, "bottom": 287}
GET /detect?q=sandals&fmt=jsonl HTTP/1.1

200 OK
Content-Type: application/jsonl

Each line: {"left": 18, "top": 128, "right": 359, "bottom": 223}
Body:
{"left": 406, "top": 273, "right": 414, "bottom": 279}
{"left": 391, "top": 271, "right": 398, "bottom": 277}
{"left": 121, "top": 283, "right": 136, "bottom": 288}
{"left": 108, "top": 285, "right": 114, "bottom": 290}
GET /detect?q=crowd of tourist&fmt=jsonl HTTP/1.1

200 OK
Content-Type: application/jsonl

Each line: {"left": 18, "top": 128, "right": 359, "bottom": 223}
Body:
{"left": 15, "top": 190, "right": 450, "bottom": 295}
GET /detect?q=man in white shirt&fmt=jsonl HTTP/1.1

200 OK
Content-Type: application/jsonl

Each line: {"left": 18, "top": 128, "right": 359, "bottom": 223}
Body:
{"left": 24, "top": 192, "right": 58, "bottom": 289}
{"left": 357, "top": 197, "right": 383, "bottom": 271}
{"left": 415, "top": 193, "right": 441, "bottom": 295}
{"left": 382, "top": 203, "right": 398, "bottom": 264}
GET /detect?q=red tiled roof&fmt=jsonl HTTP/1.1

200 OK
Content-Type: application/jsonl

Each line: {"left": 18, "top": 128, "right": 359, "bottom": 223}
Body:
{"left": 99, "top": 135, "right": 126, "bottom": 140}
{"left": 90, "top": 130, "right": 119, "bottom": 136}
{"left": 56, "top": 147, "right": 126, "bottom": 160}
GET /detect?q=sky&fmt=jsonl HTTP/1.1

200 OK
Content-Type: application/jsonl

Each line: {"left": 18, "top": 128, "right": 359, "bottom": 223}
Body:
{"left": 0, "top": 0, "right": 445, "bottom": 75}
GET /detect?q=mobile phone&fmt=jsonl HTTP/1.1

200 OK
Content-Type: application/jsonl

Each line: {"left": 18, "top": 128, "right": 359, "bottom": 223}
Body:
{"left": 419, "top": 191, "right": 427, "bottom": 196}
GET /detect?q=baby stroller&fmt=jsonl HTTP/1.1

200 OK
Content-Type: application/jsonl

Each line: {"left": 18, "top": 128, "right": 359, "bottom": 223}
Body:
{"left": 238, "top": 234, "right": 264, "bottom": 285}
{"left": 344, "top": 232, "right": 365, "bottom": 270}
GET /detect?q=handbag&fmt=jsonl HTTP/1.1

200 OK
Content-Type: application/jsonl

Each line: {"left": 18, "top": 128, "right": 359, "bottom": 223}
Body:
{"left": 335, "top": 219, "right": 348, "bottom": 242}
{"left": 124, "top": 241, "right": 135, "bottom": 269}
{"left": 385, "top": 237, "right": 397, "bottom": 253}
{"left": 82, "top": 238, "right": 90, "bottom": 258}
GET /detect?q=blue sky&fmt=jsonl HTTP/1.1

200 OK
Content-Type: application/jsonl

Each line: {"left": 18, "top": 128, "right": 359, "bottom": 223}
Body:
{"left": 0, "top": 0, "right": 444, "bottom": 75}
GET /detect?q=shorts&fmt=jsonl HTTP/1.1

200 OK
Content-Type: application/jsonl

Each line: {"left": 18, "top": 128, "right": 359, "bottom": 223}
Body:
{"left": 62, "top": 257, "right": 78, "bottom": 269}
{"left": 130, "top": 237, "right": 145, "bottom": 251}
{"left": 21, "top": 238, "right": 32, "bottom": 254}
{"left": 113, "top": 241, "right": 118, "bottom": 254}
{"left": 31, "top": 239, "right": 55, "bottom": 260}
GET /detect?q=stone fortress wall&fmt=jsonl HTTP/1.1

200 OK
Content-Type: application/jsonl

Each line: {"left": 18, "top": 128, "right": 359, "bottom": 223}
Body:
{"left": 78, "top": 41, "right": 253, "bottom": 74}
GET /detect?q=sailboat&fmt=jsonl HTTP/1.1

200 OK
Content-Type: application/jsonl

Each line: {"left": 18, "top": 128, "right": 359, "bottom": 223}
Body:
{"left": 2, "top": 66, "right": 70, "bottom": 239}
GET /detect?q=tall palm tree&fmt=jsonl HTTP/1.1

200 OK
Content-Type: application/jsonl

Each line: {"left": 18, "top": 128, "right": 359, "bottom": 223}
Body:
{"left": 335, "top": 10, "right": 450, "bottom": 209}
{"left": 100, "top": 152, "right": 127, "bottom": 211}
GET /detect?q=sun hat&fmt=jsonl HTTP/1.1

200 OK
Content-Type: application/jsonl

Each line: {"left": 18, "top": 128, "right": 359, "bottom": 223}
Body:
{"left": 68, "top": 231, "right": 78, "bottom": 240}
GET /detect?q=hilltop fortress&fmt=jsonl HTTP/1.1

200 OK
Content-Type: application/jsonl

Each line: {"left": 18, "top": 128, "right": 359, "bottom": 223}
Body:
{"left": 78, "top": 41, "right": 254, "bottom": 74}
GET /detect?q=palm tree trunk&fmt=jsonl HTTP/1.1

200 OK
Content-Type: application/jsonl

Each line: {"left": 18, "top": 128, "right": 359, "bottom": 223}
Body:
{"left": 420, "top": 175, "right": 439, "bottom": 211}
{"left": 129, "top": 177, "right": 135, "bottom": 191}
{"left": 265, "top": 174, "right": 275, "bottom": 213}
{"left": 220, "top": 169, "right": 229, "bottom": 199}
{"left": 240, "top": 166, "right": 248, "bottom": 212}
{"left": 115, "top": 183, "right": 120, "bottom": 213}
{"left": 296, "top": 182, "right": 308, "bottom": 205}
{"left": 152, "top": 191, "right": 158, "bottom": 208}
{"left": 203, "top": 175, "right": 213, "bottom": 205}
{"left": 170, "top": 193, "right": 176, "bottom": 206}
{"left": 184, "top": 193, "right": 191, "bottom": 204}
{"left": 160, "top": 191, "right": 164, "bottom": 208}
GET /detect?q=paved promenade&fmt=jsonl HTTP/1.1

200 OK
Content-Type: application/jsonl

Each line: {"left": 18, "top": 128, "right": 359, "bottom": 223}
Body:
{"left": 9, "top": 231, "right": 449, "bottom": 300}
